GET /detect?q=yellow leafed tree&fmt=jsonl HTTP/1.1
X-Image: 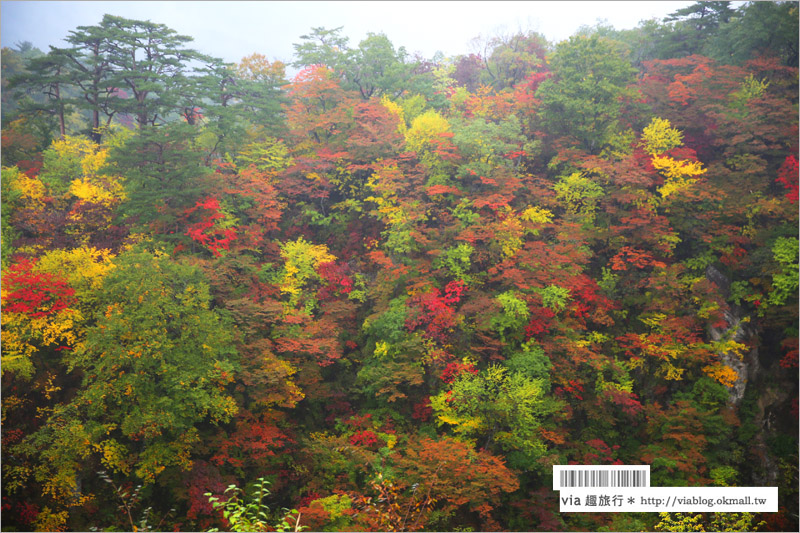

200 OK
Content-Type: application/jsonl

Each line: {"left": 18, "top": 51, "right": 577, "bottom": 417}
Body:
{"left": 640, "top": 118, "right": 706, "bottom": 199}
{"left": 279, "top": 237, "right": 337, "bottom": 308}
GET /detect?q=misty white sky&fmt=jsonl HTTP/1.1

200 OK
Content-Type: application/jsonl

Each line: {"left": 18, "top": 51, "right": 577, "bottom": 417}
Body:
{"left": 1, "top": 1, "right": 723, "bottom": 69}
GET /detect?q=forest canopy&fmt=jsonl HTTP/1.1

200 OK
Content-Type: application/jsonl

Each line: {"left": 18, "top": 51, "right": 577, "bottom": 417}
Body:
{"left": 1, "top": 2, "right": 798, "bottom": 531}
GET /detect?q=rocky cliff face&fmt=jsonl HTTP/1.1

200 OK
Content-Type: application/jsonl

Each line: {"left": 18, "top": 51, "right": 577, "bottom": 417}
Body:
{"left": 708, "top": 307, "right": 757, "bottom": 406}
{"left": 705, "top": 266, "right": 794, "bottom": 488}
{"left": 706, "top": 266, "right": 758, "bottom": 407}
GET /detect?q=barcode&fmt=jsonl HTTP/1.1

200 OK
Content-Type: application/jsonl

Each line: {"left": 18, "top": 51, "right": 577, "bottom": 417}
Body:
{"left": 559, "top": 469, "right": 648, "bottom": 488}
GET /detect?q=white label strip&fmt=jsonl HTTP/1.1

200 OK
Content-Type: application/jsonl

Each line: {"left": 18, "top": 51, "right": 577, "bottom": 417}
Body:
{"left": 558, "top": 487, "right": 778, "bottom": 513}
{"left": 553, "top": 465, "right": 650, "bottom": 490}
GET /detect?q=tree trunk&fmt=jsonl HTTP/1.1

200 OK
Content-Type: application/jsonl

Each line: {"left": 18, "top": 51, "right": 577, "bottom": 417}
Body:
{"left": 55, "top": 83, "right": 66, "bottom": 139}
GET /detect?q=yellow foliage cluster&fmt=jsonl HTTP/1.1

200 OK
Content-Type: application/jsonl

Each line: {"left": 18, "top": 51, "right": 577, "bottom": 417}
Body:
{"left": 641, "top": 117, "right": 684, "bottom": 155}
{"left": 641, "top": 118, "right": 706, "bottom": 199}
{"left": 658, "top": 175, "right": 701, "bottom": 199}
{"left": 37, "top": 246, "right": 116, "bottom": 299}
{"left": 497, "top": 213, "right": 525, "bottom": 259}
{"left": 374, "top": 340, "right": 392, "bottom": 360}
{"left": 68, "top": 177, "right": 123, "bottom": 206}
{"left": 630, "top": 316, "right": 689, "bottom": 381}
{"left": 50, "top": 136, "right": 125, "bottom": 207}
{"left": 365, "top": 163, "right": 400, "bottom": 199}
{"left": 135, "top": 429, "right": 200, "bottom": 483}
{"left": 520, "top": 205, "right": 554, "bottom": 225}
{"left": 49, "top": 136, "right": 96, "bottom": 161}
{"left": 404, "top": 110, "right": 450, "bottom": 156}
{"left": 235, "top": 52, "right": 286, "bottom": 82}
{"left": 33, "top": 507, "right": 70, "bottom": 532}
{"left": 366, "top": 192, "right": 402, "bottom": 223}
{"left": 651, "top": 155, "right": 706, "bottom": 198}
{"left": 365, "top": 164, "right": 419, "bottom": 252}
{"left": 660, "top": 362, "right": 686, "bottom": 381}
{"left": 94, "top": 438, "right": 131, "bottom": 475}
{"left": 213, "top": 395, "right": 240, "bottom": 422}
{"left": 380, "top": 95, "right": 407, "bottom": 135}
{"left": 464, "top": 85, "right": 499, "bottom": 120}
{"left": 6, "top": 167, "right": 46, "bottom": 204}
{"left": 495, "top": 205, "right": 554, "bottom": 259}
{"left": 702, "top": 364, "right": 740, "bottom": 388}
{"left": 655, "top": 512, "right": 705, "bottom": 532}
{"left": 279, "top": 237, "right": 337, "bottom": 303}
{"left": 640, "top": 313, "right": 668, "bottom": 329}
{"left": 1, "top": 305, "right": 82, "bottom": 380}
{"left": 237, "top": 136, "right": 294, "bottom": 174}
{"left": 79, "top": 143, "right": 108, "bottom": 177}
{"left": 553, "top": 172, "right": 604, "bottom": 217}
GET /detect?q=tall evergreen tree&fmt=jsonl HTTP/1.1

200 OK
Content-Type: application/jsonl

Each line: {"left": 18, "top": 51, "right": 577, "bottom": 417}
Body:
{"left": 98, "top": 15, "right": 213, "bottom": 128}
{"left": 59, "top": 18, "right": 119, "bottom": 140}
{"left": 8, "top": 48, "right": 73, "bottom": 139}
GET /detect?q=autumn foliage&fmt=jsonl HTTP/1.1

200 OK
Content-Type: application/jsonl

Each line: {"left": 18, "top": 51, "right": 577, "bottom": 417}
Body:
{"left": 1, "top": 5, "right": 798, "bottom": 532}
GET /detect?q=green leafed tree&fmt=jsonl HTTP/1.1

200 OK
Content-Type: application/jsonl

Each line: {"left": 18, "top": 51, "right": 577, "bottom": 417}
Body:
{"left": 348, "top": 32, "right": 414, "bottom": 99}
{"left": 536, "top": 34, "right": 636, "bottom": 154}
{"left": 9, "top": 248, "right": 239, "bottom": 509}
{"left": 292, "top": 26, "right": 352, "bottom": 71}
{"left": 431, "top": 364, "right": 561, "bottom": 470}
{"left": 707, "top": 0, "right": 799, "bottom": 66}
{"left": 661, "top": 1, "right": 735, "bottom": 58}
{"left": 105, "top": 121, "right": 211, "bottom": 233}
{"left": 293, "top": 26, "right": 419, "bottom": 100}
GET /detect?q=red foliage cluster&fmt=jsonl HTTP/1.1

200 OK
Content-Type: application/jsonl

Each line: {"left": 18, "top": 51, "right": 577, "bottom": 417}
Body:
{"left": 3, "top": 17, "right": 799, "bottom": 531}
{"left": 342, "top": 413, "right": 373, "bottom": 430}
{"left": 1, "top": 428, "right": 24, "bottom": 447}
{"left": 18, "top": 159, "right": 44, "bottom": 178}
{"left": 439, "top": 360, "right": 478, "bottom": 384}
{"left": 2, "top": 258, "right": 76, "bottom": 318}
{"left": 719, "top": 245, "right": 748, "bottom": 268}
{"left": 295, "top": 501, "right": 332, "bottom": 531}
{"left": 273, "top": 317, "right": 343, "bottom": 367}
{"left": 184, "top": 461, "right": 235, "bottom": 523}
{"left": 317, "top": 261, "right": 354, "bottom": 299}
{"left": 559, "top": 380, "right": 585, "bottom": 401}
{"left": 426, "top": 184, "right": 463, "bottom": 196}
{"left": 568, "top": 281, "right": 594, "bottom": 320}
{"left": 6, "top": 502, "right": 40, "bottom": 527}
{"left": 211, "top": 415, "right": 290, "bottom": 468}
{"left": 776, "top": 154, "right": 799, "bottom": 203}
{"left": 429, "top": 132, "right": 459, "bottom": 161}
{"left": 610, "top": 246, "right": 667, "bottom": 271}
{"left": 405, "top": 280, "right": 466, "bottom": 341}
{"left": 602, "top": 388, "right": 644, "bottom": 417}
{"left": 182, "top": 106, "right": 204, "bottom": 125}
{"left": 522, "top": 71, "right": 552, "bottom": 92}
{"left": 324, "top": 398, "right": 354, "bottom": 424}
{"left": 504, "top": 149, "right": 528, "bottom": 160}
{"left": 473, "top": 193, "right": 511, "bottom": 211}
{"left": 616, "top": 324, "right": 712, "bottom": 366}
{"left": 412, "top": 399, "right": 432, "bottom": 421}
{"left": 525, "top": 307, "right": 555, "bottom": 339}
{"left": 779, "top": 338, "right": 798, "bottom": 369}
{"left": 349, "top": 429, "right": 381, "bottom": 448}
{"left": 184, "top": 196, "right": 237, "bottom": 257}
{"left": 575, "top": 438, "right": 623, "bottom": 465}
{"left": 443, "top": 280, "right": 467, "bottom": 304}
